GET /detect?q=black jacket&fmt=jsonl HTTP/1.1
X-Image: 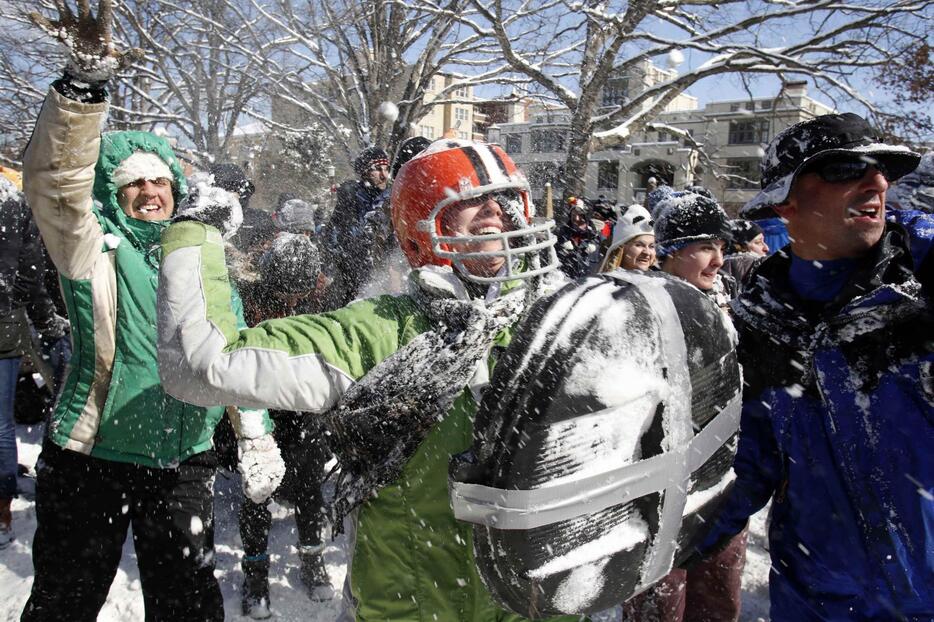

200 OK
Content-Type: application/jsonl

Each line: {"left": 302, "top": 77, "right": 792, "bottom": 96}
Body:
{"left": 322, "top": 179, "right": 392, "bottom": 309}
{"left": 0, "top": 187, "right": 67, "bottom": 358}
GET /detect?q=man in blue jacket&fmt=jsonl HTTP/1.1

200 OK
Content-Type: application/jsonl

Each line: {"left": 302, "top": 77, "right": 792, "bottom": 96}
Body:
{"left": 698, "top": 113, "right": 933, "bottom": 621}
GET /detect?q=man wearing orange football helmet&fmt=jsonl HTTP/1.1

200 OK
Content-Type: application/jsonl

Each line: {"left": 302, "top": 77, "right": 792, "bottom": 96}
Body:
{"left": 155, "top": 139, "right": 575, "bottom": 621}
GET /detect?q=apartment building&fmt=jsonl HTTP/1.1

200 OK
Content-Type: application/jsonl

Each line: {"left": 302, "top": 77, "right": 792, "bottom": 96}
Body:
{"left": 415, "top": 73, "right": 477, "bottom": 141}
{"left": 487, "top": 70, "right": 834, "bottom": 215}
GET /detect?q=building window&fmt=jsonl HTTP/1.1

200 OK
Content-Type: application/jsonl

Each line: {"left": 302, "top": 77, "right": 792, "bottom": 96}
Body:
{"left": 725, "top": 158, "right": 761, "bottom": 189}
{"left": 760, "top": 100, "right": 773, "bottom": 110}
{"left": 454, "top": 107, "right": 469, "bottom": 122}
{"left": 602, "top": 78, "right": 629, "bottom": 107}
{"left": 597, "top": 161, "right": 619, "bottom": 190}
{"left": 505, "top": 133, "right": 522, "bottom": 154}
{"left": 531, "top": 128, "right": 566, "bottom": 153}
{"left": 455, "top": 86, "right": 469, "bottom": 98}
{"left": 458, "top": 131, "right": 469, "bottom": 139}
{"left": 728, "top": 119, "right": 769, "bottom": 145}
{"left": 420, "top": 125, "right": 435, "bottom": 139}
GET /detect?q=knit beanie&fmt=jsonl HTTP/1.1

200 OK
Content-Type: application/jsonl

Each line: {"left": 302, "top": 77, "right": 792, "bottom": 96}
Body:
{"left": 209, "top": 162, "right": 255, "bottom": 207}
{"left": 260, "top": 233, "right": 321, "bottom": 294}
{"left": 654, "top": 192, "right": 732, "bottom": 257}
{"left": 274, "top": 199, "right": 317, "bottom": 233}
{"left": 392, "top": 137, "right": 431, "bottom": 178}
{"left": 354, "top": 147, "right": 390, "bottom": 177}
{"left": 645, "top": 185, "right": 676, "bottom": 219}
{"left": 730, "top": 219, "right": 764, "bottom": 246}
{"left": 111, "top": 152, "right": 173, "bottom": 189}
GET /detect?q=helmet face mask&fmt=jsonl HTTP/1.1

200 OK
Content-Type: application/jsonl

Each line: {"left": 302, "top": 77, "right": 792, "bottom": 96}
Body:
{"left": 392, "top": 140, "right": 559, "bottom": 284}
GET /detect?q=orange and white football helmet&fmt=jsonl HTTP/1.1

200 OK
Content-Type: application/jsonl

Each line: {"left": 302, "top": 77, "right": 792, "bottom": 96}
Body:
{"left": 391, "top": 139, "right": 558, "bottom": 284}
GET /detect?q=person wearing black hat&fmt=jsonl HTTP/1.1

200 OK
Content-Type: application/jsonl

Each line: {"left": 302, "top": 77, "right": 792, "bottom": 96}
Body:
{"left": 728, "top": 219, "right": 768, "bottom": 256}
{"left": 695, "top": 113, "right": 933, "bottom": 621}
{"left": 234, "top": 233, "right": 335, "bottom": 616}
{"left": 209, "top": 162, "right": 275, "bottom": 253}
{"left": 323, "top": 146, "right": 392, "bottom": 309}
{"left": 720, "top": 220, "right": 769, "bottom": 290}
{"left": 555, "top": 198, "right": 601, "bottom": 278}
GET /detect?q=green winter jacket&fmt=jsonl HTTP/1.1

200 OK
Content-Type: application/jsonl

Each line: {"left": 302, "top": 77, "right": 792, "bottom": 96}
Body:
{"left": 22, "top": 88, "right": 269, "bottom": 467}
{"left": 157, "top": 221, "right": 582, "bottom": 621}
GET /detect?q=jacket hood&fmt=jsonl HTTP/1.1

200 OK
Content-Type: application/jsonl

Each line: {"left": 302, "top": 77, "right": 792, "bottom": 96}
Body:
{"left": 93, "top": 130, "right": 188, "bottom": 253}
{"left": 93, "top": 130, "right": 187, "bottom": 215}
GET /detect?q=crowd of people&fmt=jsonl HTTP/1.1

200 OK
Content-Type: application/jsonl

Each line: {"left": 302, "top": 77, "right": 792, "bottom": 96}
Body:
{"left": 0, "top": 4, "right": 931, "bottom": 622}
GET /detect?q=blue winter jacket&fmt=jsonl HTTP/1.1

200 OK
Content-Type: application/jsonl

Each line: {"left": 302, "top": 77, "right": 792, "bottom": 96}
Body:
{"left": 700, "top": 210, "right": 934, "bottom": 621}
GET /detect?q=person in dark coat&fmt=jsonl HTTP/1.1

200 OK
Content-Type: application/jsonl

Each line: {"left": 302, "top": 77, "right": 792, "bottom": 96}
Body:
{"left": 556, "top": 198, "right": 601, "bottom": 278}
{"left": 235, "top": 233, "right": 335, "bottom": 617}
{"left": 211, "top": 162, "right": 274, "bottom": 253}
{"left": 721, "top": 219, "right": 768, "bottom": 289}
{"left": 697, "top": 113, "right": 932, "bottom": 622}
{"left": 322, "top": 147, "right": 392, "bottom": 309}
{"left": 0, "top": 177, "right": 68, "bottom": 548}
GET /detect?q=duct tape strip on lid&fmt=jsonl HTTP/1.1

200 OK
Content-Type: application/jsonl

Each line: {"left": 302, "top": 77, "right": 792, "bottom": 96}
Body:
{"left": 449, "top": 271, "right": 741, "bottom": 587}
{"left": 624, "top": 272, "right": 693, "bottom": 586}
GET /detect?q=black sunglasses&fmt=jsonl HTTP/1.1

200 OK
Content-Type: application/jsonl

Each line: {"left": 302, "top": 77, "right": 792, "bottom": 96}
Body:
{"left": 803, "top": 157, "right": 891, "bottom": 183}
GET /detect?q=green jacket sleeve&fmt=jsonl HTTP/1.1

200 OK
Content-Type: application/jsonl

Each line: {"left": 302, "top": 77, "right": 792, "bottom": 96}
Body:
{"left": 158, "top": 220, "right": 420, "bottom": 411}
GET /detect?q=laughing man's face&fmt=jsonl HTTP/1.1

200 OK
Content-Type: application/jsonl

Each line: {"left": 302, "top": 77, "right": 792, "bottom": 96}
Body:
{"left": 776, "top": 164, "right": 888, "bottom": 261}
{"left": 118, "top": 177, "right": 176, "bottom": 221}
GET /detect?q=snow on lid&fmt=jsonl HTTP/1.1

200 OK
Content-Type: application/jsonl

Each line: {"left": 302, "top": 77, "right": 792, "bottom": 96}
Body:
{"left": 528, "top": 511, "right": 648, "bottom": 579}
{"left": 529, "top": 281, "right": 672, "bottom": 491}
{"left": 684, "top": 466, "right": 736, "bottom": 515}
{"left": 848, "top": 143, "right": 915, "bottom": 154}
{"left": 550, "top": 559, "right": 609, "bottom": 613}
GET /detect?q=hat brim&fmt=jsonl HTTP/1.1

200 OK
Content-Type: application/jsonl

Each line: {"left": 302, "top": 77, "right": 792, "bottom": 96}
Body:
{"left": 741, "top": 145, "right": 921, "bottom": 219}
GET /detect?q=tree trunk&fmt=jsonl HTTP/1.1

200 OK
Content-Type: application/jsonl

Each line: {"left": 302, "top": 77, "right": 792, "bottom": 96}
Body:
{"left": 560, "top": 87, "right": 599, "bottom": 220}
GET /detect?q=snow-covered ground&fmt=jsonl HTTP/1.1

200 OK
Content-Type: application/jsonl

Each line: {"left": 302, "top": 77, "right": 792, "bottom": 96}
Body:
{"left": 0, "top": 423, "right": 771, "bottom": 621}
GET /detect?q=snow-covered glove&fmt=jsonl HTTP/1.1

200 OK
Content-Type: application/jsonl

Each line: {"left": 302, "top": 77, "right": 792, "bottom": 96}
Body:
{"left": 29, "top": 0, "right": 144, "bottom": 84}
{"left": 174, "top": 180, "right": 244, "bottom": 240}
{"left": 237, "top": 434, "right": 286, "bottom": 504}
{"left": 325, "top": 279, "right": 527, "bottom": 529}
